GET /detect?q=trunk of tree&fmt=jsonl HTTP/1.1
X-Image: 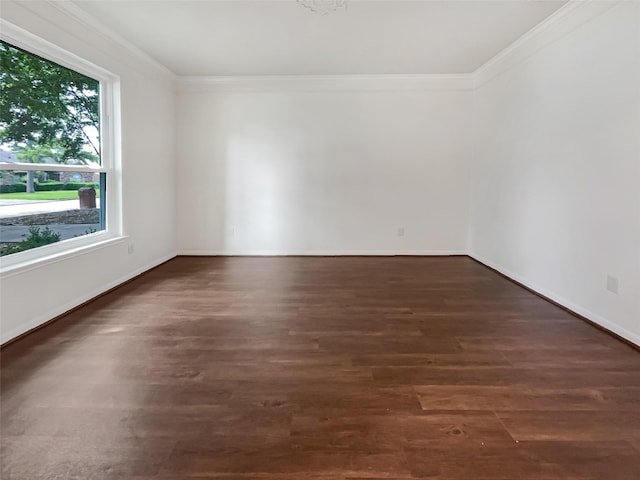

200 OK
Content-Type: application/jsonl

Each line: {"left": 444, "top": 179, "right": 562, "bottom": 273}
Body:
{"left": 26, "top": 171, "right": 35, "bottom": 193}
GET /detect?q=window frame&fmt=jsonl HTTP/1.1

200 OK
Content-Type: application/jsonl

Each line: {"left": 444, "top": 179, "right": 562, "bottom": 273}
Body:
{"left": 0, "top": 20, "right": 123, "bottom": 273}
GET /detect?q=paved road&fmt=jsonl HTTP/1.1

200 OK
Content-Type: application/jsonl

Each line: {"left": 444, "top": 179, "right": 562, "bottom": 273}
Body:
{"left": 0, "top": 224, "right": 101, "bottom": 242}
{"left": 0, "top": 199, "right": 102, "bottom": 244}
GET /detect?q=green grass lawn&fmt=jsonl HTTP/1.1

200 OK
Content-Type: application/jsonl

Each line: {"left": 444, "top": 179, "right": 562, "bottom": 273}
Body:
{"left": 0, "top": 191, "right": 100, "bottom": 201}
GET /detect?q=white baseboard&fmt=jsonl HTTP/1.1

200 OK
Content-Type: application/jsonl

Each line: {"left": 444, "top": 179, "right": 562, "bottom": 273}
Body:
{"left": 178, "top": 250, "right": 467, "bottom": 256}
{"left": 469, "top": 252, "right": 640, "bottom": 348}
{"left": 1, "top": 253, "right": 176, "bottom": 344}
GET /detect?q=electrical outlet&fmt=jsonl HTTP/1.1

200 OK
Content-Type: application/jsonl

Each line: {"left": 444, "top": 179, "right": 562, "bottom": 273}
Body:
{"left": 606, "top": 274, "right": 618, "bottom": 294}
{"left": 128, "top": 243, "right": 135, "bottom": 255}
{"left": 397, "top": 227, "right": 405, "bottom": 237}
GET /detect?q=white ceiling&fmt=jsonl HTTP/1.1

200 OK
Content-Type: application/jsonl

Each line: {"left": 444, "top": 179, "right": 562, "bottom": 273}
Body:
{"left": 71, "top": 0, "right": 568, "bottom": 76}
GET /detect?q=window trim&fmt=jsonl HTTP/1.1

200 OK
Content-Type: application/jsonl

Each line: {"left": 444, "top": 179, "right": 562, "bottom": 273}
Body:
{"left": 0, "top": 20, "right": 123, "bottom": 274}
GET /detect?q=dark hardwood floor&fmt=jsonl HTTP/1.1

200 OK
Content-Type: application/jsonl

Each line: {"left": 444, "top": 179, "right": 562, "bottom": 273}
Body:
{"left": 1, "top": 256, "right": 639, "bottom": 479}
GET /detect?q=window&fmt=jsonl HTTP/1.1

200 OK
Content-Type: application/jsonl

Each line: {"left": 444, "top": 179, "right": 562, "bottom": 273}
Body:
{"left": 0, "top": 23, "right": 121, "bottom": 271}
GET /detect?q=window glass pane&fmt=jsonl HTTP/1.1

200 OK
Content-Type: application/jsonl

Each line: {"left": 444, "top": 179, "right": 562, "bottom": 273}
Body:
{"left": 1, "top": 40, "right": 105, "bottom": 257}
{"left": 0, "top": 171, "right": 105, "bottom": 256}
{"left": 0, "top": 40, "right": 101, "bottom": 168}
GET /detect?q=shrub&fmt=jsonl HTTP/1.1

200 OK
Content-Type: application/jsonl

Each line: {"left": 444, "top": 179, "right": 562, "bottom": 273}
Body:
{"left": 62, "top": 182, "right": 98, "bottom": 191}
{"left": 0, "top": 183, "right": 27, "bottom": 193}
{"left": 0, "top": 226, "right": 61, "bottom": 256}
{"left": 34, "top": 181, "right": 64, "bottom": 191}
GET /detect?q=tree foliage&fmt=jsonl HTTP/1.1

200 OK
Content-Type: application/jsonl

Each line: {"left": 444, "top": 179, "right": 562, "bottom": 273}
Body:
{"left": 15, "top": 141, "right": 63, "bottom": 164}
{"left": 0, "top": 40, "right": 100, "bottom": 163}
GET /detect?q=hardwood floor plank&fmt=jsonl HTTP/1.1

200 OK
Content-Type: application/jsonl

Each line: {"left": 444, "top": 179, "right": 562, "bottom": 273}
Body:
{"left": 158, "top": 438, "right": 354, "bottom": 476}
{"left": 415, "top": 385, "right": 640, "bottom": 411}
{"left": 350, "top": 352, "right": 511, "bottom": 367}
{"left": 374, "top": 365, "right": 640, "bottom": 388}
{"left": 226, "top": 384, "right": 423, "bottom": 413}
{"left": 496, "top": 410, "right": 640, "bottom": 443}
{"left": 1, "top": 405, "right": 293, "bottom": 440}
{"left": 404, "top": 440, "right": 640, "bottom": 479}
{"left": 1, "top": 435, "right": 176, "bottom": 479}
{"left": 319, "top": 335, "right": 463, "bottom": 354}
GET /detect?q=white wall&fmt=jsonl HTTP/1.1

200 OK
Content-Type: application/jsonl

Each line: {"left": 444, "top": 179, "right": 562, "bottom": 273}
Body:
{"left": 176, "top": 78, "right": 472, "bottom": 255}
{"left": 470, "top": 1, "right": 640, "bottom": 344}
{"left": 0, "top": 1, "right": 177, "bottom": 343}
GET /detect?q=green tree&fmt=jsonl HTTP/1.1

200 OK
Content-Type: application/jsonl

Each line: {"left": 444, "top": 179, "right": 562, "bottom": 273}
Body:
{"left": 15, "top": 141, "right": 63, "bottom": 192}
{"left": 0, "top": 40, "right": 100, "bottom": 162}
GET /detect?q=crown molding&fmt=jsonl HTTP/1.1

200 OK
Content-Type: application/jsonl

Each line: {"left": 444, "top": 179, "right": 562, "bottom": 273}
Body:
{"left": 177, "top": 74, "right": 474, "bottom": 93}
{"left": 473, "top": 0, "right": 620, "bottom": 88}
{"left": 36, "top": 0, "right": 177, "bottom": 82}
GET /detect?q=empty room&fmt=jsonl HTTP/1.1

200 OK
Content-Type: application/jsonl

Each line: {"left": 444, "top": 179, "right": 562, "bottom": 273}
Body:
{"left": 1, "top": 0, "right": 639, "bottom": 478}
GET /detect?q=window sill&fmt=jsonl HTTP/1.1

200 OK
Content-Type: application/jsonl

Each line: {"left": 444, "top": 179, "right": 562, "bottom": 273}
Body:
{"left": 0, "top": 235, "right": 128, "bottom": 278}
